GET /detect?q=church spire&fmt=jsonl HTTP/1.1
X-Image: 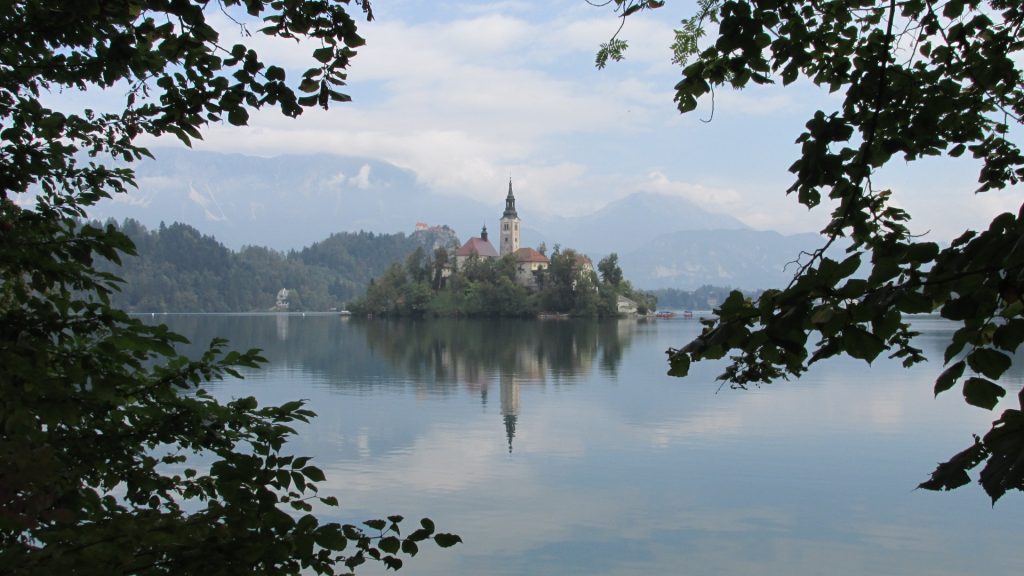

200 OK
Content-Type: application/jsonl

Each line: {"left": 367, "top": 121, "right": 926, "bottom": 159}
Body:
{"left": 499, "top": 178, "right": 520, "bottom": 256}
{"left": 502, "top": 179, "right": 518, "bottom": 219}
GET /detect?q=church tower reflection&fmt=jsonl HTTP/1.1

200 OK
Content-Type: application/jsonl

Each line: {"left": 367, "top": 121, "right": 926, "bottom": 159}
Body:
{"left": 499, "top": 372, "right": 520, "bottom": 453}
{"left": 358, "top": 317, "right": 641, "bottom": 456}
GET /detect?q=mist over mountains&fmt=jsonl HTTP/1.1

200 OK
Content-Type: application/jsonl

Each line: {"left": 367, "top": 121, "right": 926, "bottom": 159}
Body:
{"left": 88, "top": 148, "right": 490, "bottom": 250}
{"left": 87, "top": 148, "right": 828, "bottom": 290}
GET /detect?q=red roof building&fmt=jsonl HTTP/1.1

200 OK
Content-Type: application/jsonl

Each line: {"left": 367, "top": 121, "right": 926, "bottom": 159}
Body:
{"left": 514, "top": 247, "right": 549, "bottom": 289}
{"left": 455, "top": 225, "right": 498, "bottom": 267}
{"left": 513, "top": 247, "right": 548, "bottom": 264}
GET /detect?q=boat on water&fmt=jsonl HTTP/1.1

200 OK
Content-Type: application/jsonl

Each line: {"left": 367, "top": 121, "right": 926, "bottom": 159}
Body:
{"left": 654, "top": 311, "right": 676, "bottom": 319}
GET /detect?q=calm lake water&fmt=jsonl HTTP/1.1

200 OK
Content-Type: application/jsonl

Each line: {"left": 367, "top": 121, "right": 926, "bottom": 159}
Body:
{"left": 156, "top": 314, "right": 1021, "bottom": 576}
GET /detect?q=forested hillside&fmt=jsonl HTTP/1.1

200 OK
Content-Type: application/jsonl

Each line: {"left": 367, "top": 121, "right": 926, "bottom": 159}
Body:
{"left": 99, "top": 219, "right": 455, "bottom": 312}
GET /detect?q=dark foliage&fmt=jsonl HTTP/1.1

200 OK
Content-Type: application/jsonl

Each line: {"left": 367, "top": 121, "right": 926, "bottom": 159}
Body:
{"left": 605, "top": 0, "right": 1024, "bottom": 501}
{"left": 1, "top": 1, "right": 459, "bottom": 573}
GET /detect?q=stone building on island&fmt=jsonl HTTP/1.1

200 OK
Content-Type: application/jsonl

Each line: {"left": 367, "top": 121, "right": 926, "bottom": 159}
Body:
{"left": 454, "top": 225, "right": 499, "bottom": 268}
{"left": 453, "top": 180, "right": 550, "bottom": 288}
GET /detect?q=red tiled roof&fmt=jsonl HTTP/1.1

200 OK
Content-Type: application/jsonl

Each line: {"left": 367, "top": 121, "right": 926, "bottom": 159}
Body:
{"left": 456, "top": 237, "right": 498, "bottom": 258}
{"left": 514, "top": 247, "right": 549, "bottom": 263}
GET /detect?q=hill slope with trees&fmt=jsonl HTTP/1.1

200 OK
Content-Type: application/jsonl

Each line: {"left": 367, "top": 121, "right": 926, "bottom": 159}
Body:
{"left": 98, "top": 219, "right": 459, "bottom": 312}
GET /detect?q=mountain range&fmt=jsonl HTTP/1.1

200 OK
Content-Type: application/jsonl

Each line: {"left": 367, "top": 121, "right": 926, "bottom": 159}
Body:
{"left": 86, "top": 148, "right": 830, "bottom": 290}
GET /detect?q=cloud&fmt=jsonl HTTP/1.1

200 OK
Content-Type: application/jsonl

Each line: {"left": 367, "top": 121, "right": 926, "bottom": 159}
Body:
{"left": 324, "top": 419, "right": 530, "bottom": 494}
{"left": 642, "top": 171, "right": 742, "bottom": 209}
{"left": 351, "top": 164, "right": 372, "bottom": 189}
{"left": 130, "top": 3, "right": 997, "bottom": 241}
{"left": 158, "top": 9, "right": 680, "bottom": 211}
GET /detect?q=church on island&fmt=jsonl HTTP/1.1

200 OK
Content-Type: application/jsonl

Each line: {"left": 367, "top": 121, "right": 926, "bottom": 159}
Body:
{"left": 455, "top": 180, "right": 551, "bottom": 289}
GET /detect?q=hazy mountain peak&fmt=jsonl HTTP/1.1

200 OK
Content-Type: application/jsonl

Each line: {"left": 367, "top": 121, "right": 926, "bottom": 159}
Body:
{"left": 85, "top": 149, "right": 823, "bottom": 290}
{"left": 551, "top": 191, "right": 748, "bottom": 255}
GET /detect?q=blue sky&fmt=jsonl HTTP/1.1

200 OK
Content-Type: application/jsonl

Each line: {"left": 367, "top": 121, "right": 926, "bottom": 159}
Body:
{"left": 119, "top": 0, "right": 1023, "bottom": 240}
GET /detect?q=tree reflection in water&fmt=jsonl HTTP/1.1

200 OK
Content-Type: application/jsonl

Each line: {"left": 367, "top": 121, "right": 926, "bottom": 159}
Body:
{"left": 151, "top": 314, "right": 646, "bottom": 453}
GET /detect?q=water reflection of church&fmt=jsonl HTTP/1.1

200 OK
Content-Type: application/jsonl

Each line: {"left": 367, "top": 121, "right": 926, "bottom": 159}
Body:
{"left": 362, "top": 318, "right": 635, "bottom": 454}
{"left": 500, "top": 372, "right": 520, "bottom": 454}
{"left": 457, "top": 344, "right": 552, "bottom": 454}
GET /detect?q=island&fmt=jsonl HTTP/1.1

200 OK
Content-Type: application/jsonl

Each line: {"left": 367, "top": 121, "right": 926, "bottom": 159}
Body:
{"left": 349, "top": 181, "right": 656, "bottom": 318}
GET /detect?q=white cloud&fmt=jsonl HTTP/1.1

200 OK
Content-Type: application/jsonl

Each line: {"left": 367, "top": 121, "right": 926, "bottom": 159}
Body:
{"left": 351, "top": 164, "right": 372, "bottom": 189}
{"left": 133, "top": 2, "right": 999, "bottom": 240}
{"left": 157, "top": 8, "right": 680, "bottom": 211}
{"left": 642, "top": 171, "right": 742, "bottom": 209}
{"left": 325, "top": 420, "right": 529, "bottom": 494}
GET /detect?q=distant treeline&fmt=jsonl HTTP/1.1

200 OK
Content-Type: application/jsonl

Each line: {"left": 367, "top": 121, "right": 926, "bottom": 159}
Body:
{"left": 95, "top": 219, "right": 453, "bottom": 312}
{"left": 351, "top": 249, "right": 657, "bottom": 318}
{"left": 92, "top": 219, "right": 746, "bottom": 314}
{"left": 649, "top": 285, "right": 763, "bottom": 311}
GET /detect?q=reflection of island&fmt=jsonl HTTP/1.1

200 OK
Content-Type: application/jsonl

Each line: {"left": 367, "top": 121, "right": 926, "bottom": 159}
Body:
{"left": 362, "top": 318, "right": 639, "bottom": 452}
{"left": 150, "top": 315, "right": 644, "bottom": 452}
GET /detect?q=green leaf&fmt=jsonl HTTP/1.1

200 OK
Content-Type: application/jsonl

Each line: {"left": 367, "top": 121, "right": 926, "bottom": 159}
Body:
{"left": 667, "top": 350, "right": 690, "bottom": 377}
{"left": 962, "top": 377, "right": 1006, "bottom": 410}
{"left": 942, "top": 296, "right": 978, "bottom": 321}
{"left": 407, "top": 528, "right": 432, "bottom": 541}
{"left": 842, "top": 326, "right": 885, "bottom": 362}
{"left": 934, "top": 361, "right": 965, "bottom": 396}
{"left": 297, "top": 514, "right": 318, "bottom": 532}
{"left": 227, "top": 108, "right": 249, "bottom": 126}
{"left": 967, "top": 348, "right": 1012, "bottom": 380}
{"left": 312, "top": 47, "right": 334, "bottom": 63}
{"left": 433, "top": 533, "right": 463, "bottom": 548}
{"left": 836, "top": 253, "right": 861, "bottom": 278}
{"left": 897, "top": 291, "right": 933, "bottom": 314}
{"left": 364, "top": 519, "right": 387, "bottom": 531}
{"left": 906, "top": 242, "right": 939, "bottom": 262}
{"left": 810, "top": 306, "right": 834, "bottom": 325}
{"left": 265, "top": 65, "right": 286, "bottom": 81}
{"left": 379, "top": 536, "right": 401, "bottom": 554}
{"left": 301, "top": 465, "right": 326, "bottom": 482}
{"left": 993, "top": 319, "right": 1024, "bottom": 352}
{"left": 314, "top": 526, "right": 348, "bottom": 551}
{"left": 919, "top": 436, "right": 986, "bottom": 492}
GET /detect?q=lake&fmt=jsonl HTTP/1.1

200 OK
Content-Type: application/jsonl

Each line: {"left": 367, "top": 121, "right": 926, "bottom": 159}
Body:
{"left": 156, "top": 314, "right": 1021, "bottom": 575}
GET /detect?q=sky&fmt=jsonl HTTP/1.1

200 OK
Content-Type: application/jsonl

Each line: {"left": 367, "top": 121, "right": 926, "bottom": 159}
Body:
{"left": 99, "top": 0, "right": 1023, "bottom": 240}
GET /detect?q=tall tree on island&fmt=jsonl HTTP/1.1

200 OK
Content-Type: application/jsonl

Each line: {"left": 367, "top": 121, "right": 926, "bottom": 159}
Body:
{"left": 0, "top": 1, "right": 458, "bottom": 573}
{"left": 599, "top": 0, "right": 1024, "bottom": 501}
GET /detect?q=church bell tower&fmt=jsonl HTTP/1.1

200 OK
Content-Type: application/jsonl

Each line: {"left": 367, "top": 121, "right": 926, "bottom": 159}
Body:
{"left": 500, "top": 179, "right": 520, "bottom": 256}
